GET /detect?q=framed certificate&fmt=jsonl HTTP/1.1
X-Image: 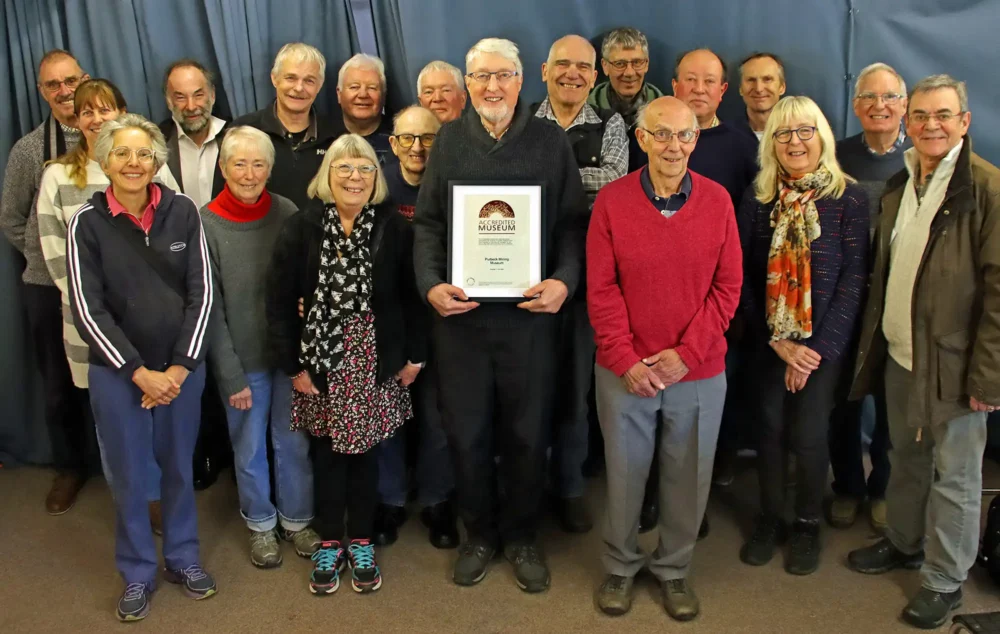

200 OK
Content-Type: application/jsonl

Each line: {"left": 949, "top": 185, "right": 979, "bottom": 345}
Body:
{"left": 447, "top": 181, "right": 545, "bottom": 301}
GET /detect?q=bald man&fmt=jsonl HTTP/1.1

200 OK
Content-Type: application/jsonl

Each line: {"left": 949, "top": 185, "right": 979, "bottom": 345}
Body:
{"left": 588, "top": 96, "right": 741, "bottom": 620}
{"left": 374, "top": 105, "right": 459, "bottom": 550}
{"left": 535, "top": 34, "right": 628, "bottom": 534}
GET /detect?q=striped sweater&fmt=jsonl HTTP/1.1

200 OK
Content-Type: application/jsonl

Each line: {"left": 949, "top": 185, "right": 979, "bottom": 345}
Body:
{"left": 36, "top": 160, "right": 179, "bottom": 387}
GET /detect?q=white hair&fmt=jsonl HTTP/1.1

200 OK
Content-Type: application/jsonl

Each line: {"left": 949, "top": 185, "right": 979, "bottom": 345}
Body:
{"left": 271, "top": 42, "right": 326, "bottom": 80}
{"left": 465, "top": 38, "right": 522, "bottom": 75}
{"left": 219, "top": 126, "right": 275, "bottom": 169}
{"left": 854, "top": 62, "right": 907, "bottom": 100}
{"left": 338, "top": 53, "right": 386, "bottom": 92}
{"left": 93, "top": 113, "right": 168, "bottom": 170}
{"left": 417, "top": 60, "right": 464, "bottom": 94}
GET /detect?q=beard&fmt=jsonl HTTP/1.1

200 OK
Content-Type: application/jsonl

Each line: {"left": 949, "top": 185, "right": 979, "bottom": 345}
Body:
{"left": 172, "top": 98, "right": 214, "bottom": 134}
{"left": 477, "top": 101, "right": 509, "bottom": 124}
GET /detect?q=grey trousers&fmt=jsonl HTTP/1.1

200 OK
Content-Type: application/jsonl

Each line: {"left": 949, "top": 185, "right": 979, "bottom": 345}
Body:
{"left": 596, "top": 365, "right": 725, "bottom": 581}
{"left": 884, "top": 357, "right": 987, "bottom": 593}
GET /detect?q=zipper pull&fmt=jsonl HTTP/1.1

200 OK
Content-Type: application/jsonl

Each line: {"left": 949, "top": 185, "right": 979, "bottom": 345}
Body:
{"left": 145, "top": 235, "right": 149, "bottom": 246}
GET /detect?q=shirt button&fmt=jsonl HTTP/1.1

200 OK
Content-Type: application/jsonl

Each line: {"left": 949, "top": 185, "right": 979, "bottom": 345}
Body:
{"left": 592, "top": 156, "right": 598, "bottom": 162}
{"left": 943, "top": 209, "right": 950, "bottom": 215}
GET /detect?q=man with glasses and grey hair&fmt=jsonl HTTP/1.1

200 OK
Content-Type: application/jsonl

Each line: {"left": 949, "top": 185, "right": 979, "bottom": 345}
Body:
{"left": 417, "top": 60, "right": 467, "bottom": 123}
{"left": 847, "top": 75, "right": 1000, "bottom": 630}
{"left": 413, "top": 37, "right": 587, "bottom": 593}
{"left": 234, "top": 42, "right": 343, "bottom": 209}
{"left": 827, "top": 62, "right": 910, "bottom": 535}
{"left": 0, "top": 48, "right": 93, "bottom": 515}
{"left": 337, "top": 53, "right": 393, "bottom": 163}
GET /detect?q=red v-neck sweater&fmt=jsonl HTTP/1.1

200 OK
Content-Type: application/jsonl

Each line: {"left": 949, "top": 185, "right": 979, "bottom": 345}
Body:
{"left": 587, "top": 169, "right": 743, "bottom": 380}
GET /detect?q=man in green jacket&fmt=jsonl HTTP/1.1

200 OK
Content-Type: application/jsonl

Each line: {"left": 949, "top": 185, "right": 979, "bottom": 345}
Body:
{"left": 847, "top": 74, "right": 1000, "bottom": 630}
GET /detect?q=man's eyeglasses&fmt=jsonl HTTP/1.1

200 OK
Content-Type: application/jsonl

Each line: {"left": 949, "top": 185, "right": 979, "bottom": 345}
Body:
{"left": 856, "top": 92, "right": 903, "bottom": 105}
{"left": 773, "top": 126, "right": 817, "bottom": 144}
{"left": 41, "top": 76, "right": 82, "bottom": 93}
{"left": 332, "top": 163, "right": 377, "bottom": 178}
{"left": 608, "top": 58, "right": 649, "bottom": 72}
{"left": 909, "top": 111, "right": 964, "bottom": 125}
{"left": 638, "top": 127, "right": 697, "bottom": 144}
{"left": 110, "top": 147, "right": 155, "bottom": 163}
{"left": 466, "top": 71, "right": 520, "bottom": 85}
{"left": 392, "top": 133, "right": 436, "bottom": 149}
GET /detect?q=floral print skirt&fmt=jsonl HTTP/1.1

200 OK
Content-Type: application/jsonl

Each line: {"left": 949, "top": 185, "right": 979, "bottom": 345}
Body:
{"left": 291, "top": 312, "right": 411, "bottom": 454}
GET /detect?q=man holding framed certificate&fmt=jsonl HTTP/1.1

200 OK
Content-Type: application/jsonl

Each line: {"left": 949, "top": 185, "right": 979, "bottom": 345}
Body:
{"left": 412, "top": 37, "right": 587, "bottom": 594}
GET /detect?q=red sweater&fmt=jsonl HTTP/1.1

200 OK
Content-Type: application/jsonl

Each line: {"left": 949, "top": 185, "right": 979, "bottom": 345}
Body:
{"left": 587, "top": 169, "right": 743, "bottom": 380}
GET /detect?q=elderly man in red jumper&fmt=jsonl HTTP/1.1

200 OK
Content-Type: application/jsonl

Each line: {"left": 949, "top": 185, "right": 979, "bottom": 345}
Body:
{"left": 588, "top": 96, "right": 742, "bottom": 621}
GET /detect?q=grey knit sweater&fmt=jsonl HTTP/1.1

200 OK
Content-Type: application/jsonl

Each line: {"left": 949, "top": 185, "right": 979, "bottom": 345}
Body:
{"left": 201, "top": 193, "right": 298, "bottom": 396}
{"left": 0, "top": 120, "right": 81, "bottom": 285}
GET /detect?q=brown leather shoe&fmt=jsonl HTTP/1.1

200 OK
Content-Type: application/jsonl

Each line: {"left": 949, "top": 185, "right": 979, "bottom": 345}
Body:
{"left": 46, "top": 472, "right": 86, "bottom": 515}
{"left": 149, "top": 501, "right": 163, "bottom": 536}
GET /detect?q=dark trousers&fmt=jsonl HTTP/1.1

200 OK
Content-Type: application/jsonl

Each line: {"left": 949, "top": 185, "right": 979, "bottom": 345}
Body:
{"left": 829, "top": 358, "right": 890, "bottom": 501}
{"left": 551, "top": 299, "right": 595, "bottom": 499}
{"left": 433, "top": 310, "right": 557, "bottom": 546}
{"left": 23, "top": 283, "right": 96, "bottom": 475}
{"left": 755, "top": 344, "right": 843, "bottom": 521}
{"left": 89, "top": 363, "right": 206, "bottom": 585}
{"left": 310, "top": 435, "right": 379, "bottom": 541}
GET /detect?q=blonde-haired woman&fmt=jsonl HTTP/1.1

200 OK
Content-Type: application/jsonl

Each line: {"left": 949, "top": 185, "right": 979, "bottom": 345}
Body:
{"left": 737, "top": 96, "right": 869, "bottom": 575}
{"left": 266, "top": 134, "right": 425, "bottom": 595}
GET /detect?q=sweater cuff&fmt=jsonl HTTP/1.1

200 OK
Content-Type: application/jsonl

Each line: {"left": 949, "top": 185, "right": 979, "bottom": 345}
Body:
{"left": 607, "top": 350, "right": 643, "bottom": 378}
{"left": 171, "top": 353, "right": 199, "bottom": 372}
{"left": 673, "top": 345, "right": 697, "bottom": 375}
{"left": 219, "top": 374, "right": 250, "bottom": 398}
{"left": 805, "top": 337, "right": 838, "bottom": 363}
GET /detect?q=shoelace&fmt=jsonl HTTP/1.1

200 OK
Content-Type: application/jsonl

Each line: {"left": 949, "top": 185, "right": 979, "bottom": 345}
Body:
{"left": 790, "top": 531, "right": 818, "bottom": 555}
{"left": 666, "top": 579, "right": 688, "bottom": 594}
{"left": 751, "top": 521, "right": 778, "bottom": 543}
{"left": 250, "top": 530, "right": 278, "bottom": 548}
{"left": 604, "top": 575, "right": 628, "bottom": 592}
{"left": 311, "top": 546, "right": 342, "bottom": 572}
{"left": 349, "top": 541, "right": 377, "bottom": 569}
{"left": 460, "top": 542, "right": 492, "bottom": 558}
{"left": 122, "top": 582, "right": 147, "bottom": 601}
{"left": 512, "top": 545, "right": 543, "bottom": 565}
{"left": 178, "top": 564, "right": 208, "bottom": 582}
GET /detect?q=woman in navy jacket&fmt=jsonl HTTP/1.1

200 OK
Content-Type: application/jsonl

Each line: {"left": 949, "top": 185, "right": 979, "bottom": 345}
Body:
{"left": 67, "top": 113, "right": 216, "bottom": 621}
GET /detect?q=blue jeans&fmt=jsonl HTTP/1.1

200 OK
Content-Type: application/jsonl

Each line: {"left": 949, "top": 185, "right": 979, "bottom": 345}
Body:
{"left": 95, "top": 408, "right": 162, "bottom": 503}
{"left": 223, "top": 371, "right": 313, "bottom": 532}
{"left": 90, "top": 363, "right": 206, "bottom": 586}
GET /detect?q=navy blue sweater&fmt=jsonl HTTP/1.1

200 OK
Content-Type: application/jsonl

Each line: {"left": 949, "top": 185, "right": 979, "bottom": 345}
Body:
{"left": 67, "top": 185, "right": 213, "bottom": 377}
{"left": 689, "top": 122, "right": 759, "bottom": 210}
{"left": 737, "top": 182, "right": 869, "bottom": 362}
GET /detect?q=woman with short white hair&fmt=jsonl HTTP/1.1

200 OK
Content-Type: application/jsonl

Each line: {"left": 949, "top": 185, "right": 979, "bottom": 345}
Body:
{"left": 266, "top": 133, "right": 426, "bottom": 595}
{"left": 737, "top": 96, "right": 869, "bottom": 576}
{"left": 201, "top": 125, "right": 320, "bottom": 569}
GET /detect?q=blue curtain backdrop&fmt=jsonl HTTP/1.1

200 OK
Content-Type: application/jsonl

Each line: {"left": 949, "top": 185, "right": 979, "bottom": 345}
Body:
{"left": 2, "top": 0, "right": 998, "bottom": 464}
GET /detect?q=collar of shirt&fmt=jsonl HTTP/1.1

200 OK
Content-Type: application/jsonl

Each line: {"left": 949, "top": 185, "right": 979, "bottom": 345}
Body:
{"left": 862, "top": 128, "right": 907, "bottom": 155}
{"left": 174, "top": 116, "right": 226, "bottom": 147}
{"left": 904, "top": 139, "right": 963, "bottom": 203}
{"left": 482, "top": 117, "right": 509, "bottom": 140}
{"left": 705, "top": 114, "right": 720, "bottom": 129}
{"left": 272, "top": 101, "right": 318, "bottom": 144}
{"left": 535, "top": 98, "right": 601, "bottom": 129}
{"left": 106, "top": 184, "right": 161, "bottom": 233}
{"left": 640, "top": 166, "right": 692, "bottom": 216}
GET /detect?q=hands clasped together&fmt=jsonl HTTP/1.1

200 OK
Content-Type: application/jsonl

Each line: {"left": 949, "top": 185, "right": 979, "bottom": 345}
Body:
{"left": 621, "top": 349, "right": 689, "bottom": 398}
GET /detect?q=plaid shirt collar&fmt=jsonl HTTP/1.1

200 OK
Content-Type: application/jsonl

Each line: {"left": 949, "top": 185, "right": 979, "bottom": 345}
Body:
{"left": 535, "top": 97, "right": 601, "bottom": 129}
{"left": 862, "top": 128, "right": 907, "bottom": 155}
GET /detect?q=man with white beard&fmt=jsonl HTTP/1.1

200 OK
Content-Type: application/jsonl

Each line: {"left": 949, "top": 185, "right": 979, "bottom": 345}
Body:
{"left": 413, "top": 37, "right": 588, "bottom": 593}
{"left": 159, "top": 59, "right": 228, "bottom": 208}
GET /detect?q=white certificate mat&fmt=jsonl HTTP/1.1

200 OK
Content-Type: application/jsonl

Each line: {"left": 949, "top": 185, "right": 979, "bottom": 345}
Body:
{"left": 449, "top": 183, "right": 543, "bottom": 300}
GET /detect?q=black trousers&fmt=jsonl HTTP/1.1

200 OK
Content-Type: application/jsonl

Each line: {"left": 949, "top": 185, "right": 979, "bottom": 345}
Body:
{"left": 23, "top": 283, "right": 96, "bottom": 475}
{"left": 310, "top": 435, "right": 379, "bottom": 541}
{"left": 433, "top": 309, "right": 557, "bottom": 546}
{"left": 829, "top": 357, "right": 890, "bottom": 501}
{"left": 754, "top": 343, "right": 843, "bottom": 522}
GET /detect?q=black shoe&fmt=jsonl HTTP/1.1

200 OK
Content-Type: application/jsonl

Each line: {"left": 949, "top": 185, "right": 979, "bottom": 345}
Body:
{"left": 698, "top": 516, "right": 710, "bottom": 541}
{"left": 901, "top": 587, "right": 962, "bottom": 629}
{"left": 639, "top": 499, "right": 659, "bottom": 534}
{"left": 420, "top": 501, "right": 459, "bottom": 549}
{"left": 372, "top": 504, "right": 407, "bottom": 546}
{"left": 192, "top": 455, "right": 220, "bottom": 491}
{"left": 559, "top": 496, "right": 593, "bottom": 534}
{"left": 785, "top": 519, "right": 821, "bottom": 576}
{"left": 847, "top": 537, "right": 924, "bottom": 575}
{"left": 740, "top": 515, "right": 787, "bottom": 566}
{"left": 504, "top": 542, "right": 550, "bottom": 593}
{"left": 453, "top": 539, "right": 496, "bottom": 586}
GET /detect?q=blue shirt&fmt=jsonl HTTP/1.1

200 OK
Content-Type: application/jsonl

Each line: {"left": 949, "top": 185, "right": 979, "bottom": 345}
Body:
{"left": 640, "top": 167, "right": 692, "bottom": 218}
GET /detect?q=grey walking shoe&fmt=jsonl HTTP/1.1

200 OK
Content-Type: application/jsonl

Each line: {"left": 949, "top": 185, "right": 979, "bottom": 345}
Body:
{"left": 661, "top": 578, "right": 700, "bottom": 621}
{"left": 283, "top": 526, "right": 323, "bottom": 557}
{"left": 249, "top": 529, "right": 282, "bottom": 568}
{"left": 163, "top": 564, "right": 217, "bottom": 600}
{"left": 116, "top": 582, "right": 152, "bottom": 622}
{"left": 597, "top": 574, "right": 633, "bottom": 616}
{"left": 902, "top": 587, "right": 962, "bottom": 629}
{"left": 454, "top": 539, "right": 496, "bottom": 586}
{"left": 505, "top": 542, "right": 550, "bottom": 593}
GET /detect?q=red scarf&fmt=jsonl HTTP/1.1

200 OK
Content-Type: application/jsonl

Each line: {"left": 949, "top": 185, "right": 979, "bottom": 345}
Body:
{"left": 207, "top": 184, "right": 272, "bottom": 222}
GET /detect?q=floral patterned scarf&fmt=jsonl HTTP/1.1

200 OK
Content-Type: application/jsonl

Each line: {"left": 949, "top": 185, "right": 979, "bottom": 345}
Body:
{"left": 300, "top": 203, "right": 375, "bottom": 373}
{"left": 765, "top": 167, "right": 831, "bottom": 341}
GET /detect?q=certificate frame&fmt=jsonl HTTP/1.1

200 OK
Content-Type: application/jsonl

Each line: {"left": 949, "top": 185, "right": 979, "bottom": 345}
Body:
{"left": 447, "top": 181, "right": 546, "bottom": 302}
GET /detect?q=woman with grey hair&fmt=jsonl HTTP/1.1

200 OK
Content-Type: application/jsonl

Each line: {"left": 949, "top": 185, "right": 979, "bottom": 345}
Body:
{"left": 67, "top": 112, "right": 217, "bottom": 621}
{"left": 266, "top": 133, "right": 426, "bottom": 595}
{"left": 201, "top": 126, "right": 320, "bottom": 568}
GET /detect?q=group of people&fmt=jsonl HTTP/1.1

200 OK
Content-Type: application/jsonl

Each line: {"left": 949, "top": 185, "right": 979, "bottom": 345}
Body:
{"left": 1, "top": 25, "right": 997, "bottom": 631}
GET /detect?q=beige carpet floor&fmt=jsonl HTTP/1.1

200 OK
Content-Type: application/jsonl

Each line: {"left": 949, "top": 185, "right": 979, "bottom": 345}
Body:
{"left": 2, "top": 462, "right": 998, "bottom": 633}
